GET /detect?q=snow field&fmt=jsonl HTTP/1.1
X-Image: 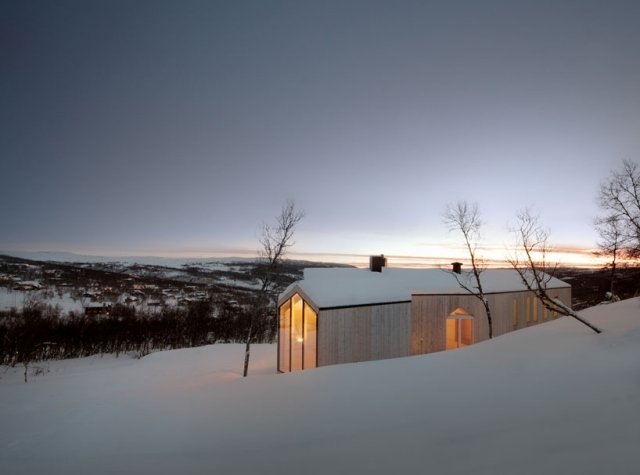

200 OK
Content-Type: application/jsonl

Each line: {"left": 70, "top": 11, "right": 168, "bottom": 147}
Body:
{"left": 0, "top": 298, "right": 639, "bottom": 474}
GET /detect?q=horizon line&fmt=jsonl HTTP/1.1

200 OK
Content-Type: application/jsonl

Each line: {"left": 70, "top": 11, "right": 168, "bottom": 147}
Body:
{"left": 0, "top": 247, "right": 614, "bottom": 270}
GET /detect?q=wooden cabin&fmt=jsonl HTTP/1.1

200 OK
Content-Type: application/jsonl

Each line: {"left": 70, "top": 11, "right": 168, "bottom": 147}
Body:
{"left": 277, "top": 259, "right": 571, "bottom": 372}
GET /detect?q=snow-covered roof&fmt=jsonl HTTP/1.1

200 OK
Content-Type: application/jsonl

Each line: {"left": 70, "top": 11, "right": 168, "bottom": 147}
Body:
{"left": 281, "top": 267, "right": 570, "bottom": 309}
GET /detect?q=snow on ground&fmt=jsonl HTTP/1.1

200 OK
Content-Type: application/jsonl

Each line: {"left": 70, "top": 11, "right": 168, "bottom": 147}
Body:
{"left": 215, "top": 275, "right": 263, "bottom": 290}
{"left": 1, "top": 298, "right": 639, "bottom": 474}
{"left": 0, "top": 288, "right": 83, "bottom": 313}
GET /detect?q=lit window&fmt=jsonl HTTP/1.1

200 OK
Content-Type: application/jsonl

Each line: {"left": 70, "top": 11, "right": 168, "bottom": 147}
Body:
{"left": 303, "top": 304, "right": 317, "bottom": 369}
{"left": 278, "top": 293, "right": 317, "bottom": 372}
{"left": 512, "top": 299, "right": 518, "bottom": 328}
{"left": 291, "top": 294, "right": 304, "bottom": 371}
{"left": 278, "top": 300, "right": 291, "bottom": 372}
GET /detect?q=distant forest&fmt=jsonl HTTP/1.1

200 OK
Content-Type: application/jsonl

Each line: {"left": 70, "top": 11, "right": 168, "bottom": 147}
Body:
{"left": 0, "top": 253, "right": 344, "bottom": 368}
{"left": 0, "top": 254, "right": 289, "bottom": 368}
{"left": 0, "top": 298, "right": 273, "bottom": 368}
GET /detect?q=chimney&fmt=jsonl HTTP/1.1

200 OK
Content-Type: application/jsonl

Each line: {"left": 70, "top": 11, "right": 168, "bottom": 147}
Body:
{"left": 451, "top": 262, "right": 462, "bottom": 274}
{"left": 369, "top": 254, "right": 387, "bottom": 272}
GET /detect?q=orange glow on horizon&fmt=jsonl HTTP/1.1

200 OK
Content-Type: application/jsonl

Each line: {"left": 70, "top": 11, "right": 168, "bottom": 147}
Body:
{"left": 42, "top": 243, "right": 619, "bottom": 269}
{"left": 286, "top": 247, "right": 611, "bottom": 269}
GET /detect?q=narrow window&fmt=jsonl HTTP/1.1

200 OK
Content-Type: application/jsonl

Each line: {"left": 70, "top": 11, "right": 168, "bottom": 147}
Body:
{"left": 291, "top": 294, "right": 304, "bottom": 371}
{"left": 512, "top": 299, "right": 518, "bottom": 329}
{"left": 526, "top": 297, "right": 531, "bottom": 323}
{"left": 532, "top": 298, "right": 538, "bottom": 322}
{"left": 460, "top": 319, "right": 473, "bottom": 346}
{"left": 278, "top": 300, "right": 291, "bottom": 372}
{"left": 303, "top": 304, "right": 317, "bottom": 369}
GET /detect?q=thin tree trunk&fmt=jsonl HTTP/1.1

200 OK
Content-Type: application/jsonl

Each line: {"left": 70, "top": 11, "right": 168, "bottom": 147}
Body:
{"left": 610, "top": 259, "right": 616, "bottom": 295}
{"left": 568, "top": 310, "right": 602, "bottom": 334}
{"left": 483, "top": 300, "right": 493, "bottom": 339}
{"left": 550, "top": 297, "right": 602, "bottom": 334}
{"left": 242, "top": 321, "right": 252, "bottom": 377}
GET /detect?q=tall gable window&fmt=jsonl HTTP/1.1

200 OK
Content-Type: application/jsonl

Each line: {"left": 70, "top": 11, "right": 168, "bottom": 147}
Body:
{"left": 278, "top": 293, "right": 317, "bottom": 372}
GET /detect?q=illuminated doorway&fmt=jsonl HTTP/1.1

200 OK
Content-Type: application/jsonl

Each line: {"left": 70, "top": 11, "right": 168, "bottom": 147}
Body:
{"left": 446, "top": 307, "right": 474, "bottom": 350}
{"left": 278, "top": 293, "right": 317, "bottom": 372}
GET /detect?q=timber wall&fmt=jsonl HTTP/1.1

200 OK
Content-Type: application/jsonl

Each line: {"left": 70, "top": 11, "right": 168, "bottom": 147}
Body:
{"left": 317, "top": 302, "right": 410, "bottom": 366}
{"left": 410, "top": 287, "right": 572, "bottom": 355}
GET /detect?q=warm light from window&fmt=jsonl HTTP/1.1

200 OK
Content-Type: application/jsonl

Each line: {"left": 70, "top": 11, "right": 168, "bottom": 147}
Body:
{"left": 297, "top": 337, "right": 303, "bottom": 343}
{"left": 449, "top": 307, "right": 471, "bottom": 316}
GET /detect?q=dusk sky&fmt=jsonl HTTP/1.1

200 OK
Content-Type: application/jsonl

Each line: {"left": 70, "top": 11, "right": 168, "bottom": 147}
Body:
{"left": 2, "top": 1, "right": 639, "bottom": 266}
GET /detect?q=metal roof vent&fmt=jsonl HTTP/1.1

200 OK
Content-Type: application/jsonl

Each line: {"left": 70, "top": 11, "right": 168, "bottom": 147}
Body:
{"left": 451, "top": 262, "right": 463, "bottom": 274}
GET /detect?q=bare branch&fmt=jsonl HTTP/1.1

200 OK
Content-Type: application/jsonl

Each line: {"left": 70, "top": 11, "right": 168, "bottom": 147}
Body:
{"left": 508, "top": 209, "right": 601, "bottom": 334}
{"left": 258, "top": 199, "right": 305, "bottom": 293}
{"left": 244, "top": 200, "right": 305, "bottom": 377}
{"left": 598, "top": 160, "right": 640, "bottom": 259}
{"left": 594, "top": 214, "right": 625, "bottom": 294}
{"left": 443, "top": 201, "right": 493, "bottom": 338}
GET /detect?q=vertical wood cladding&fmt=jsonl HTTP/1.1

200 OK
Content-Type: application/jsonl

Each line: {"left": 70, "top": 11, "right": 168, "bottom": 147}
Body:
{"left": 410, "top": 288, "right": 572, "bottom": 355}
{"left": 317, "top": 302, "right": 410, "bottom": 366}
{"left": 306, "top": 287, "right": 571, "bottom": 367}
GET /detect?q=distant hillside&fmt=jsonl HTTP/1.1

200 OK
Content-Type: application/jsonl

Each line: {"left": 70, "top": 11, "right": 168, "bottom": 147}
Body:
{"left": 557, "top": 266, "right": 640, "bottom": 309}
{"left": 1, "top": 251, "right": 637, "bottom": 310}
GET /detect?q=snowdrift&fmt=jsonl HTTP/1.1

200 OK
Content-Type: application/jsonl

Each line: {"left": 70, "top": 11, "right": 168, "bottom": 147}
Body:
{"left": 1, "top": 298, "right": 639, "bottom": 474}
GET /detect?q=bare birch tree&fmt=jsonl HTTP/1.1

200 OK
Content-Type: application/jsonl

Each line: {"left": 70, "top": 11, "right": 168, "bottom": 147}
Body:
{"left": 243, "top": 200, "right": 305, "bottom": 377}
{"left": 598, "top": 159, "right": 640, "bottom": 259}
{"left": 508, "top": 209, "right": 601, "bottom": 334}
{"left": 443, "top": 201, "right": 493, "bottom": 338}
{"left": 594, "top": 214, "right": 624, "bottom": 296}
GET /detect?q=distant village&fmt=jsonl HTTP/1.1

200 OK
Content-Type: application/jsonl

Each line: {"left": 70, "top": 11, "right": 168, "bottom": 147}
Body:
{"left": 0, "top": 256, "right": 262, "bottom": 318}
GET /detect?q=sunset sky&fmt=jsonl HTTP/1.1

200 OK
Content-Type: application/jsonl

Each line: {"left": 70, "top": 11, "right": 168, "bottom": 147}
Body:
{"left": 2, "top": 1, "right": 639, "bottom": 267}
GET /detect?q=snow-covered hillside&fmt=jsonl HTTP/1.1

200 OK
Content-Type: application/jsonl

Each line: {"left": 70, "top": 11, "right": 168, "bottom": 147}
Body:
{"left": 1, "top": 298, "right": 639, "bottom": 474}
{"left": 0, "top": 250, "right": 257, "bottom": 267}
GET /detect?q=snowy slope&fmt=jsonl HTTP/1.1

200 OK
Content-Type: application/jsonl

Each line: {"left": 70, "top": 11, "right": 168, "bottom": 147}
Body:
{"left": 1, "top": 298, "right": 639, "bottom": 474}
